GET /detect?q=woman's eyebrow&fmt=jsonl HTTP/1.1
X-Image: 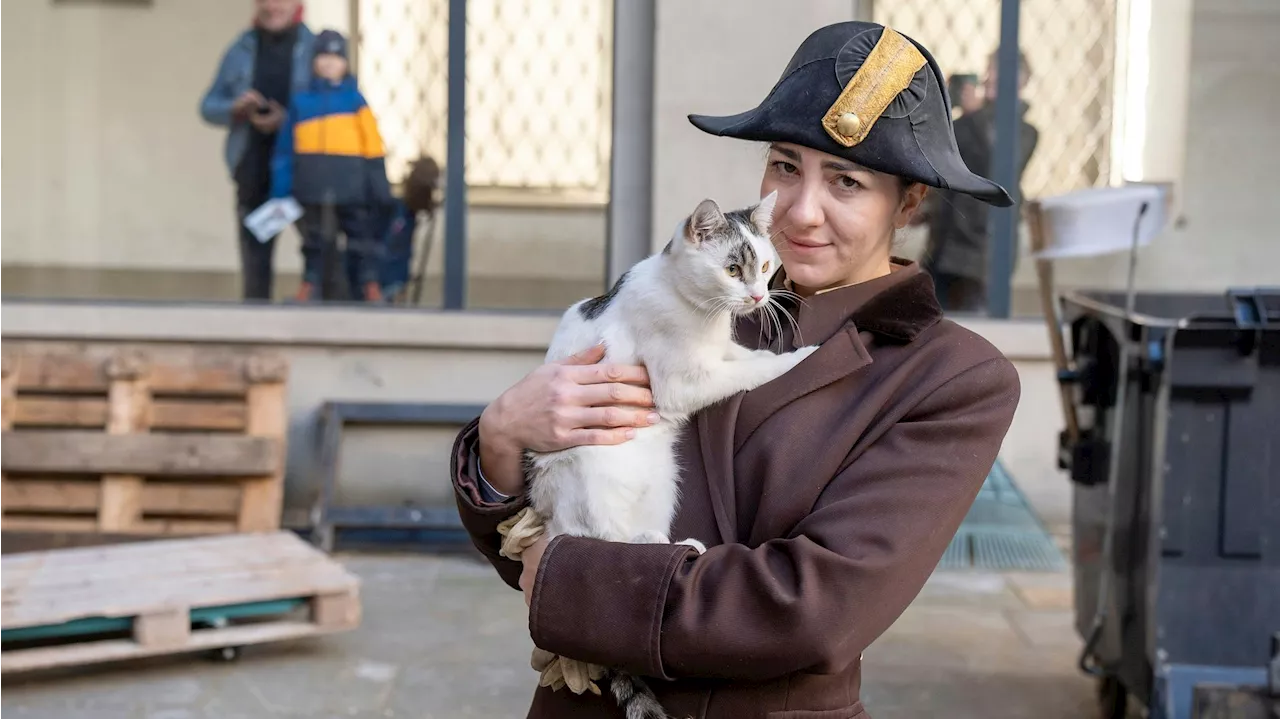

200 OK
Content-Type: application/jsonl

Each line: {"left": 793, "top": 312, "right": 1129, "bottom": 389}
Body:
{"left": 823, "top": 159, "right": 862, "bottom": 173}
{"left": 770, "top": 145, "right": 802, "bottom": 162}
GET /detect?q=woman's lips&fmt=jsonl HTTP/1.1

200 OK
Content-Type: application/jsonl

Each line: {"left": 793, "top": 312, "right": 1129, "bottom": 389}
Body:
{"left": 783, "top": 233, "right": 828, "bottom": 254}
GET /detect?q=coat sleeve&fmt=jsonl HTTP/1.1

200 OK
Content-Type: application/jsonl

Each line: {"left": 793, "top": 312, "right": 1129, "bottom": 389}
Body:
{"left": 355, "top": 92, "right": 394, "bottom": 206}
{"left": 200, "top": 45, "right": 240, "bottom": 127}
{"left": 451, "top": 418, "right": 528, "bottom": 591}
{"left": 269, "top": 106, "right": 297, "bottom": 200}
{"left": 527, "top": 356, "right": 1020, "bottom": 682}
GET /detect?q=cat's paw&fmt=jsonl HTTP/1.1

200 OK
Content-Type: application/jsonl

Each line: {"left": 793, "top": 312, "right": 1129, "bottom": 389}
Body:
{"left": 793, "top": 344, "right": 820, "bottom": 360}
{"left": 779, "top": 344, "right": 820, "bottom": 370}
{"left": 675, "top": 538, "right": 706, "bottom": 554}
{"left": 631, "top": 530, "right": 670, "bottom": 544}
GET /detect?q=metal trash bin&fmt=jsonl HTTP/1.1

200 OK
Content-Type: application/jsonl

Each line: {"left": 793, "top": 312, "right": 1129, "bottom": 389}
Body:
{"left": 1057, "top": 287, "right": 1279, "bottom": 719}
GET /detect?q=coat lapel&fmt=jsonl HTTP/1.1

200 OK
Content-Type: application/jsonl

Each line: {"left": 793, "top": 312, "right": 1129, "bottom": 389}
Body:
{"left": 733, "top": 324, "right": 874, "bottom": 451}
{"left": 696, "top": 260, "right": 944, "bottom": 545}
{"left": 696, "top": 393, "right": 744, "bottom": 545}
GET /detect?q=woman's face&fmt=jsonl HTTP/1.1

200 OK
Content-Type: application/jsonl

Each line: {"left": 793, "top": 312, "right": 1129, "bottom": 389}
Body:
{"left": 759, "top": 142, "right": 926, "bottom": 295}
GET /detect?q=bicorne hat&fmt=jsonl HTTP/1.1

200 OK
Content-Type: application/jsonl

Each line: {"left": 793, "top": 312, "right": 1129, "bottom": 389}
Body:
{"left": 689, "top": 22, "right": 1012, "bottom": 207}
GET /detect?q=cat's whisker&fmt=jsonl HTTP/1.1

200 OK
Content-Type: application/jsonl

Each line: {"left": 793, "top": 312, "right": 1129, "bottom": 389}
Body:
{"left": 772, "top": 288, "right": 810, "bottom": 308}
{"left": 764, "top": 301, "right": 784, "bottom": 349}
{"left": 772, "top": 297, "right": 804, "bottom": 346}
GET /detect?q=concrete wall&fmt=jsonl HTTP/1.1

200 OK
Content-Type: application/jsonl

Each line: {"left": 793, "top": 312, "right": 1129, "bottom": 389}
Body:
{"left": 649, "top": 0, "right": 860, "bottom": 252}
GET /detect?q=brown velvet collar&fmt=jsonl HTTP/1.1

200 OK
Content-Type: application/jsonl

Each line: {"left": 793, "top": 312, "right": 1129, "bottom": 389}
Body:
{"left": 747, "top": 258, "right": 943, "bottom": 349}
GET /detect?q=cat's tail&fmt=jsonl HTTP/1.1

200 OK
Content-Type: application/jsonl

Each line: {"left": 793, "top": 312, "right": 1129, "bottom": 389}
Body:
{"left": 610, "top": 670, "right": 671, "bottom": 719}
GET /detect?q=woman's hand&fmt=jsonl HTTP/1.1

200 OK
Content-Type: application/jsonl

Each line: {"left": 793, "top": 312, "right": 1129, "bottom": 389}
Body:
{"left": 477, "top": 344, "right": 658, "bottom": 496}
{"left": 519, "top": 535, "right": 550, "bottom": 607}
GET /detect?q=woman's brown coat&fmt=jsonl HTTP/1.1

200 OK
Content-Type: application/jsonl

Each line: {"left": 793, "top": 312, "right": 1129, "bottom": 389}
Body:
{"left": 451, "top": 260, "right": 1021, "bottom": 719}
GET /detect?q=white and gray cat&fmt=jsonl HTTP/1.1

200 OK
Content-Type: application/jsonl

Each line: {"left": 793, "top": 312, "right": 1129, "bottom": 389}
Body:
{"left": 524, "top": 191, "right": 817, "bottom": 719}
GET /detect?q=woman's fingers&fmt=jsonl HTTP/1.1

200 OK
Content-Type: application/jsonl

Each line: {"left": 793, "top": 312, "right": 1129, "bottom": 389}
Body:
{"left": 562, "top": 343, "right": 607, "bottom": 366}
{"left": 567, "top": 427, "right": 642, "bottom": 446}
{"left": 576, "top": 381, "right": 655, "bottom": 409}
{"left": 565, "top": 361, "right": 651, "bottom": 388}
{"left": 567, "top": 406, "right": 659, "bottom": 431}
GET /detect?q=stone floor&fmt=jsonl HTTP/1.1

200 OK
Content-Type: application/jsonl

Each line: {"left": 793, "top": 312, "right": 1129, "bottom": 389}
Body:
{"left": 1, "top": 549, "right": 1104, "bottom": 719}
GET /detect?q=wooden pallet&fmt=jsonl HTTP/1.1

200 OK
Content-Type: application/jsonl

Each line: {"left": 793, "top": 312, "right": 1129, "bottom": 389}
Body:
{"left": 1, "top": 531, "right": 360, "bottom": 673}
{"left": 1, "top": 342, "right": 288, "bottom": 536}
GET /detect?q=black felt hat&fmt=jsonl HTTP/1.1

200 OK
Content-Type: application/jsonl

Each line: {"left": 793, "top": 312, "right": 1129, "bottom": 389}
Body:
{"left": 689, "top": 22, "right": 1012, "bottom": 207}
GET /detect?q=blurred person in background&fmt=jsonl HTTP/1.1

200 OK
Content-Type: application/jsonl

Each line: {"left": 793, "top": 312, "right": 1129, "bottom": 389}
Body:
{"left": 200, "top": 0, "right": 315, "bottom": 302}
{"left": 920, "top": 49, "right": 1039, "bottom": 313}
{"left": 270, "top": 30, "right": 393, "bottom": 303}
{"left": 947, "top": 72, "right": 983, "bottom": 118}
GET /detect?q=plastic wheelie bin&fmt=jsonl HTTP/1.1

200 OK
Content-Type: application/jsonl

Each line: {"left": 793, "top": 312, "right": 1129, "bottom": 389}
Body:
{"left": 1056, "top": 287, "right": 1279, "bottom": 719}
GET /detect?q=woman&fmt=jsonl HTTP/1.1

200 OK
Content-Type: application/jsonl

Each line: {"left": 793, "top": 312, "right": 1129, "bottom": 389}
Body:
{"left": 451, "top": 21, "right": 1020, "bottom": 719}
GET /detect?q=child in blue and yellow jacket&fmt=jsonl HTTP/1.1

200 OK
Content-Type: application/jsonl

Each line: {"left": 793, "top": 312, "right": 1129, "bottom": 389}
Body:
{"left": 271, "top": 29, "right": 392, "bottom": 302}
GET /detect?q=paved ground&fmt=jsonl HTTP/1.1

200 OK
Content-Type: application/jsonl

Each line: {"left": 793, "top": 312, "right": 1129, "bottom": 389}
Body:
{"left": 2, "top": 549, "right": 1102, "bottom": 719}
{"left": 3, "top": 379, "right": 1101, "bottom": 718}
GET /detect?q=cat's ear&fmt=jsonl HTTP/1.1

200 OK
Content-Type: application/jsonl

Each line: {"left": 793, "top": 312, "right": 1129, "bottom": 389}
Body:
{"left": 750, "top": 191, "right": 778, "bottom": 235}
{"left": 685, "top": 198, "right": 726, "bottom": 245}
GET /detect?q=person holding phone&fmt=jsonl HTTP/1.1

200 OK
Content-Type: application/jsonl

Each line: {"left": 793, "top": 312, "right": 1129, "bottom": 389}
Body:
{"left": 200, "top": 0, "right": 316, "bottom": 301}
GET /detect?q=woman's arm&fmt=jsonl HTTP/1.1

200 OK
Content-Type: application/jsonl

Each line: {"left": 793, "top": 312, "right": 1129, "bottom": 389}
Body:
{"left": 451, "top": 344, "right": 661, "bottom": 587}
{"left": 526, "top": 357, "right": 1020, "bottom": 681}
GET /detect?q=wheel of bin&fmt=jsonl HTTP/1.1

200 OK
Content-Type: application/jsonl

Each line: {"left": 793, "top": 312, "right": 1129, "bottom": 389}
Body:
{"left": 1097, "top": 675, "right": 1127, "bottom": 719}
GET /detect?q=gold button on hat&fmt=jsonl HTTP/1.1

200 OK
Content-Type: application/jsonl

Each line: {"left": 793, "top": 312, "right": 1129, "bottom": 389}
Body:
{"left": 836, "top": 112, "right": 862, "bottom": 138}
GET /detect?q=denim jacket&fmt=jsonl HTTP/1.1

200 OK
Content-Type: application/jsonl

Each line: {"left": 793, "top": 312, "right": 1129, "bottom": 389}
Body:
{"left": 199, "top": 25, "right": 316, "bottom": 178}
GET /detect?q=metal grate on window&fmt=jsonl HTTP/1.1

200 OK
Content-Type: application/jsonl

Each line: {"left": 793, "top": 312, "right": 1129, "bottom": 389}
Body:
{"left": 356, "top": 0, "right": 613, "bottom": 199}
{"left": 874, "top": 0, "right": 1122, "bottom": 199}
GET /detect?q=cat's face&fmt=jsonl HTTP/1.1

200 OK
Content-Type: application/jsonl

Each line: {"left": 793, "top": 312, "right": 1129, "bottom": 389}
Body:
{"left": 671, "top": 192, "right": 781, "bottom": 315}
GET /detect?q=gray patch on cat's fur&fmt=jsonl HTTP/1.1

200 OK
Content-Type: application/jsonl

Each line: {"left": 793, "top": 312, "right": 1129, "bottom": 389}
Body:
{"left": 726, "top": 236, "right": 758, "bottom": 270}
{"left": 662, "top": 239, "right": 673, "bottom": 255}
{"left": 520, "top": 450, "right": 545, "bottom": 488}
{"left": 579, "top": 270, "right": 629, "bottom": 320}
{"left": 718, "top": 212, "right": 762, "bottom": 286}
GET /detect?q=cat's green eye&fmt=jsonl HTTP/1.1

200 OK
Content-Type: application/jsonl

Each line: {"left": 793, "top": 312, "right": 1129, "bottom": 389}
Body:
{"left": 762, "top": 261, "right": 771, "bottom": 273}
{"left": 726, "top": 264, "right": 741, "bottom": 277}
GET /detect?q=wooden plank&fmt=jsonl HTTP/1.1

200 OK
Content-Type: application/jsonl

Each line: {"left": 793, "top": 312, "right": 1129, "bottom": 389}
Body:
{"left": 132, "top": 518, "right": 239, "bottom": 535}
{"left": 2, "top": 619, "right": 351, "bottom": 674}
{"left": 141, "top": 483, "right": 242, "bottom": 516}
{"left": 3, "top": 563, "right": 358, "bottom": 629}
{"left": 98, "top": 477, "right": 143, "bottom": 532}
{"left": 8, "top": 345, "right": 263, "bottom": 396}
{"left": 3, "top": 532, "right": 321, "bottom": 592}
{"left": 2, "top": 531, "right": 308, "bottom": 574}
{"left": 3, "top": 356, "right": 20, "bottom": 431}
{"left": 133, "top": 607, "right": 190, "bottom": 647}
{"left": 1, "top": 432, "right": 278, "bottom": 477}
{"left": 152, "top": 400, "right": 248, "bottom": 432}
{"left": 312, "top": 590, "right": 361, "bottom": 629}
{"left": 12, "top": 398, "right": 247, "bottom": 432}
{"left": 9, "top": 350, "right": 107, "bottom": 393}
{"left": 3, "top": 481, "right": 242, "bottom": 518}
{"left": 97, "top": 359, "right": 151, "bottom": 532}
{"left": 237, "top": 362, "right": 288, "bottom": 532}
{"left": 1, "top": 479, "right": 100, "bottom": 512}
{"left": 1, "top": 516, "right": 99, "bottom": 533}
{"left": 12, "top": 397, "right": 109, "bottom": 428}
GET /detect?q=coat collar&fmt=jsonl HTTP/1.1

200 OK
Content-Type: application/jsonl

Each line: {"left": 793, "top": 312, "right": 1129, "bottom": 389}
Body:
{"left": 746, "top": 257, "right": 943, "bottom": 350}
{"left": 697, "top": 258, "right": 943, "bottom": 544}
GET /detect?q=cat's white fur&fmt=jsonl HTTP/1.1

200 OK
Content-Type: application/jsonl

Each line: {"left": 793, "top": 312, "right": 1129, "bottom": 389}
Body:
{"left": 525, "top": 191, "right": 818, "bottom": 553}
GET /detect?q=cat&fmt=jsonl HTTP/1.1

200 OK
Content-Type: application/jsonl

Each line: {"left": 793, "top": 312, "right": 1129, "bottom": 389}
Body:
{"left": 523, "top": 191, "right": 818, "bottom": 719}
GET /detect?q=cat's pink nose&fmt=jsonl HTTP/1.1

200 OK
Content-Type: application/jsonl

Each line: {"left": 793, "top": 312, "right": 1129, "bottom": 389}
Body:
{"left": 750, "top": 293, "right": 765, "bottom": 303}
